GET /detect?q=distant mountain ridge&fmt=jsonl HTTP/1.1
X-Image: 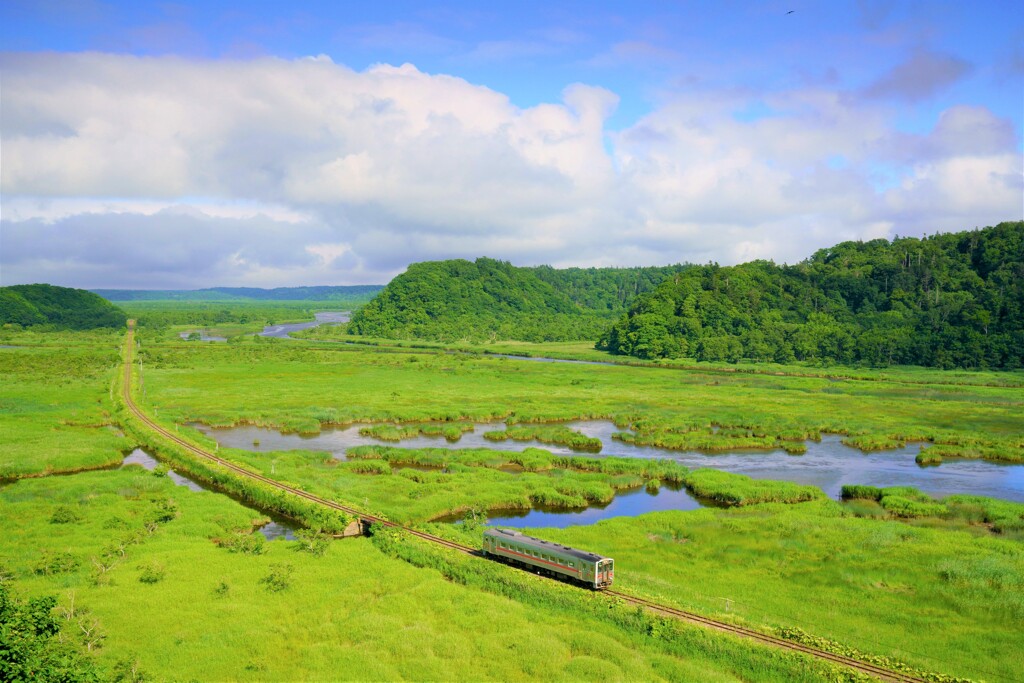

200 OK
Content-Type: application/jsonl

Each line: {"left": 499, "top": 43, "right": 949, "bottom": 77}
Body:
{"left": 348, "top": 257, "right": 687, "bottom": 342}
{"left": 1, "top": 284, "right": 128, "bottom": 329}
{"left": 93, "top": 285, "right": 383, "bottom": 302}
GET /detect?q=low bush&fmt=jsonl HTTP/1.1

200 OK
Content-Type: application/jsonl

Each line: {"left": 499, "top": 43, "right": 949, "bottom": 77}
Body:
{"left": 215, "top": 531, "right": 267, "bottom": 555}
{"left": 34, "top": 551, "right": 81, "bottom": 576}
{"left": 49, "top": 505, "right": 83, "bottom": 524}
{"left": 259, "top": 563, "right": 294, "bottom": 592}
{"left": 138, "top": 561, "right": 166, "bottom": 584}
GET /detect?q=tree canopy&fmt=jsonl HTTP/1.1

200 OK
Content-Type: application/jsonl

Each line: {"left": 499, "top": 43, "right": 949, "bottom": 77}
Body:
{"left": 348, "top": 258, "right": 687, "bottom": 342}
{"left": 597, "top": 221, "right": 1024, "bottom": 369}
{"left": 0, "top": 284, "right": 128, "bottom": 330}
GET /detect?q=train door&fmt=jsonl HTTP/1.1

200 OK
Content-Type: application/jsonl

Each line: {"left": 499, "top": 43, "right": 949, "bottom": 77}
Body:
{"left": 596, "top": 559, "right": 614, "bottom": 587}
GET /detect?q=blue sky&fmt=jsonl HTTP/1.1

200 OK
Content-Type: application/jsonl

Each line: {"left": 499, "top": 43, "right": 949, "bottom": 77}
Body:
{"left": 1, "top": 0, "right": 1021, "bottom": 287}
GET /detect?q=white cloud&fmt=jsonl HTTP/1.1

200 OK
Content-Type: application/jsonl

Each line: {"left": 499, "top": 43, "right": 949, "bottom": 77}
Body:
{"left": 0, "top": 52, "right": 1020, "bottom": 288}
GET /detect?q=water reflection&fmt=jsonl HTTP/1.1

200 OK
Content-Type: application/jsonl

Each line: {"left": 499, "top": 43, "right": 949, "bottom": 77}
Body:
{"left": 192, "top": 420, "right": 1024, "bottom": 503}
{"left": 482, "top": 485, "right": 705, "bottom": 529}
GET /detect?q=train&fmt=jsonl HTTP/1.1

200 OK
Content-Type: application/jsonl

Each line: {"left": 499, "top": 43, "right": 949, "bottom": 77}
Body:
{"left": 482, "top": 528, "right": 614, "bottom": 589}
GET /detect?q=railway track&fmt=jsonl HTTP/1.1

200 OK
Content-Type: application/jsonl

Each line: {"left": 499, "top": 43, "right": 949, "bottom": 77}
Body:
{"left": 121, "top": 327, "right": 926, "bottom": 683}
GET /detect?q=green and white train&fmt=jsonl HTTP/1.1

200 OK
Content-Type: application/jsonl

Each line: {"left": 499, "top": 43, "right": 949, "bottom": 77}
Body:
{"left": 482, "top": 528, "right": 614, "bottom": 589}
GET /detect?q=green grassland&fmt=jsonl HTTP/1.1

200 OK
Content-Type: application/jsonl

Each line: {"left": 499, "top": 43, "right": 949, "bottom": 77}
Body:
{"left": 458, "top": 501, "right": 1024, "bottom": 682}
{"left": 4, "top": 326, "right": 1024, "bottom": 681}
{"left": 0, "top": 331, "right": 132, "bottom": 478}
{"left": 294, "top": 326, "right": 1024, "bottom": 388}
{"left": 135, "top": 338, "right": 1024, "bottom": 463}
{"left": 123, "top": 299, "right": 350, "bottom": 341}
{"left": 1, "top": 469, "right": 861, "bottom": 682}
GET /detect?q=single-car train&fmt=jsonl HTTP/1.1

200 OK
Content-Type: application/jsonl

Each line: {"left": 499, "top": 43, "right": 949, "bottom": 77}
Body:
{"left": 482, "top": 528, "right": 614, "bottom": 589}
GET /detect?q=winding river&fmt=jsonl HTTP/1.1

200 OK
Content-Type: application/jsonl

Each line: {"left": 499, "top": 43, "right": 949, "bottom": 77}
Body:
{"left": 190, "top": 419, "right": 1023, "bottom": 528}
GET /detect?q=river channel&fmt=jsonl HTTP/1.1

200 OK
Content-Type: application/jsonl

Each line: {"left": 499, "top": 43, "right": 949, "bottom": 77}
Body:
{"left": 259, "top": 311, "right": 350, "bottom": 338}
{"left": 190, "top": 419, "right": 1024, "bottom": 528}
{"left": 180, "top": 311, "right": 349, "bottom": 342}
{"left": 121, "top": 448, "right": 298, "bottom": 540}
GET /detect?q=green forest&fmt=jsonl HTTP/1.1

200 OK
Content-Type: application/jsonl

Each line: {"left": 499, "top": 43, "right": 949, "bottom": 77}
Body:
{"left": 598, "top": 221, "right": 1023, "bottom": 369}
{"left": 0, "top": 284, "right": 128, "bottom": 330}
{"left": 349, "top": 258, "right": 686, "bottom": 342}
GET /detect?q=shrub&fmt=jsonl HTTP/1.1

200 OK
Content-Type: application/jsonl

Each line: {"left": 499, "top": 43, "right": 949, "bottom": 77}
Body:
{"left": 103, "top": 516, "right": 131, "bottom": 530}
{"left": 34, "top": 551, "right": 81, "bottom": 576}
{"left": 50, "top": 506, "right": 83, "bottom": 524}
{"left": 216, "top": 532, "right": 267, "bottom": 555}
{"left": 259, "top": 563, "right": 294, "bottom": 592}
{"left": 137, "top": 562, "right": 166, "bottom": 584}
{"left": 293, "top": 529, "right": 330, "bottom": 557}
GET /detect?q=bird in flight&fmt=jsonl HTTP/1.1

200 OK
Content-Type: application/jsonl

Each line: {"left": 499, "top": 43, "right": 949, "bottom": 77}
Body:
{"left": 787, "top": 10, "right": 795, "bottom": 14}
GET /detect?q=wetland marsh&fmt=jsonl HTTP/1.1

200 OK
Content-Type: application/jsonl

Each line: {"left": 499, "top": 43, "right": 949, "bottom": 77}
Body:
{"left": 3, "top": 326, "right": 1023, "bottom": 682}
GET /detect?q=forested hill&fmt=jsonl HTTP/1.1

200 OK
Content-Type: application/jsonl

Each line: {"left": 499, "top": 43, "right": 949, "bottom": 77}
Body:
{"left": 348, "top": 258, "right": 687, "bottom": 342}
{"left": 0, "top": 284, "right": 128, "bottom": 330}
{"left": 93, "top": 285, "right": 382, "bottom": 302}
{"left": 598, "top": 221, "right": 1024, "bottom": 369}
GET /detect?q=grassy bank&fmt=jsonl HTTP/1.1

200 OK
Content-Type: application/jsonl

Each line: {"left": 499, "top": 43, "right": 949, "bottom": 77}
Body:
{"left": 1, "top": 468, "right": 848, "bottom": 682}
{"left": 135, "top": 340, "right": 1024, "bottom": 464}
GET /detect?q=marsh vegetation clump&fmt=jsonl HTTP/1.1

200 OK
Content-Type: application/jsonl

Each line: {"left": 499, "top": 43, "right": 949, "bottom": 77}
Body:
{"left": 484, "top": 424, "right": 603, "bottom": 452}
{"left": 359, "top": 422, "right": 476, "bottom": 442}
{"left": 841, "top": 434, "right": 906, "bottom": 451}
{"left": 842, "top": 486, "right": 1024, "bottom": 535}
{"left": 681, "top": 469, "right": 824, "bottom": 506}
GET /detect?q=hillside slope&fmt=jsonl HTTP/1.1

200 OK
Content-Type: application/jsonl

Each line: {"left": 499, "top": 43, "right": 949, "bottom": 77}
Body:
{"left": 348, "top": 258, "right": 686, "bottom": 342}
{"left": 1, "top": 284, "right": 128, "bottom": 330}
{"left": 598, "top": 221, "right": 1023, "bottom": 369}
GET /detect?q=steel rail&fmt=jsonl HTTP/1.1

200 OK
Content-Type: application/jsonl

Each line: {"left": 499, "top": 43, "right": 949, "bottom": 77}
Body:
{"left": 121, "top": 326, "right": 926, "bottom": 683}
{"left": 604, "top": 591, "right": 925, "bottom": 683}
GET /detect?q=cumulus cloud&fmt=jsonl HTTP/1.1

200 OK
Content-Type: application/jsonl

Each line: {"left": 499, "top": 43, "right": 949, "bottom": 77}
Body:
{"left": 0, "top": 52, "right": 1020, "bottom": 288}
